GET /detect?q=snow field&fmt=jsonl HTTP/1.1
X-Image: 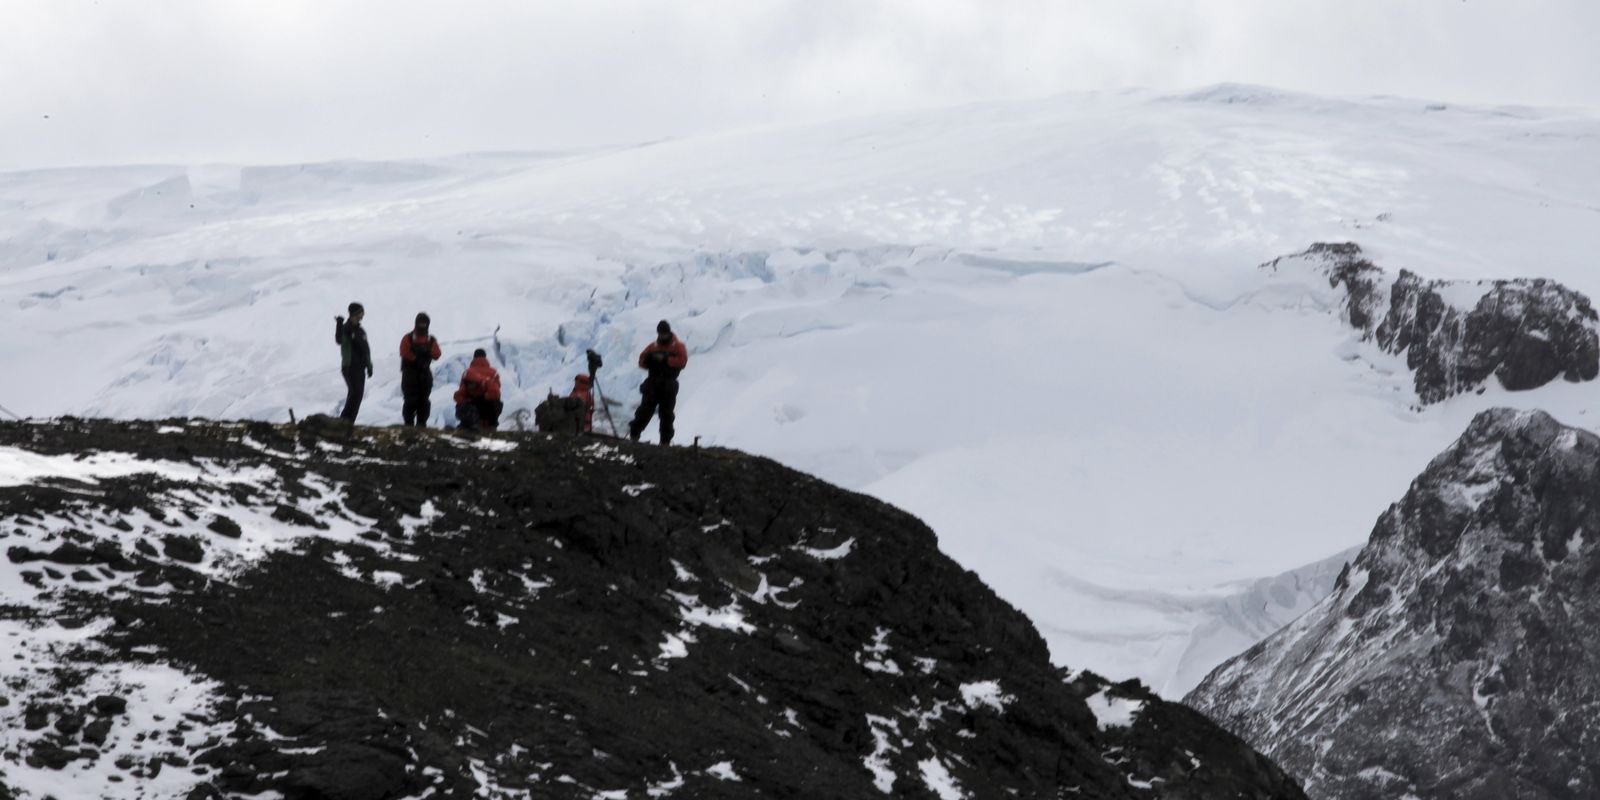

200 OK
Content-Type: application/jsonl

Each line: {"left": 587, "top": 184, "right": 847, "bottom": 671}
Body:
{"left": 5, "top": 84, "right": 1600, "bottom": 698}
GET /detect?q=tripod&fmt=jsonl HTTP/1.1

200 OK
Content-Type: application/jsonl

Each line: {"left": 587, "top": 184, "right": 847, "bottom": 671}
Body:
{"left": 586, "top": 349, "right": 622, "bottom": 437}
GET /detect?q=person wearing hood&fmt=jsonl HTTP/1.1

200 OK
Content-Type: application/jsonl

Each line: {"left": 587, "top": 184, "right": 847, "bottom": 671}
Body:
{"left": 334, "top": 302, "right": 373, "bottom": 423}
{"left": 399, "top": 312, "right": 442, "bottom": 427}
{"left": 454, "top": 348, "right": 503, "bottom": 430}
{"left": 628, "top": 320, "right": 688, "bottom": 445}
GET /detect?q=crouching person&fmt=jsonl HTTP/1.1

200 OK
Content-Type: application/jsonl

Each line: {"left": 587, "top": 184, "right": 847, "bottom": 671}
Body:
{"left": 533, "top": 374, "right": 595, "bottom": 434}
{"left": 570, "top": 374, "right": 595, "bottom": 433}
{"left": 454, "top": 348, "right": 503, "bottom": 430}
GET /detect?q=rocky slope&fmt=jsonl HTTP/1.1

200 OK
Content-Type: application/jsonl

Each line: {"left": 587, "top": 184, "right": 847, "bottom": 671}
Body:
{"left": 0, "top": 418, "right": 1304, "bottom": 799}
{"left": 1187, "top": 408, "right": 1600, "bottom": 800}
{"left": 1263, "top": 243, "right": 1600, "bottom": 404}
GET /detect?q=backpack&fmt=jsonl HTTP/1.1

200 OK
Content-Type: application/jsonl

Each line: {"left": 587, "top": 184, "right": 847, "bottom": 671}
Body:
{"left": 335, "top": 317, "right": 352, "bottom": 369}
{"left": 534, "top": 392, "right": 587, "bottom": 434}
{"left": 463, "top": 375, "right": 488, "bottom": 400}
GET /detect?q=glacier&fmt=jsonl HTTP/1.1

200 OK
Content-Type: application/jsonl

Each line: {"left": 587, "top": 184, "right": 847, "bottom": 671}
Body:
{"left": 4, "top": 84, "right": 1600, "bottom": 697}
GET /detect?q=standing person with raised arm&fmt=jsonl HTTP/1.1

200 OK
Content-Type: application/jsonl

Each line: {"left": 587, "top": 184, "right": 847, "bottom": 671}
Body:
{"left": 334, "top": 302, "right": 373, "bottom": 423}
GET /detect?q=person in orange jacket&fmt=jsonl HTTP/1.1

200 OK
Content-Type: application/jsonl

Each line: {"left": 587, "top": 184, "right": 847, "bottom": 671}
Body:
{"left": 453, "top": 348, "right": 503, "bottom": 430}
{"left": 628, "top": 320, "right": 688, "bottom": 445}
{"left": 399, "top": 312, "right": 442, "bottom": 427}
{"left": 569, "top": 374, "right": 595, "bottom": 433}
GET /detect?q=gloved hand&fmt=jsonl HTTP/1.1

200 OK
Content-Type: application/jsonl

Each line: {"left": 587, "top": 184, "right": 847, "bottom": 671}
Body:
{"left": 367, "top": 366, "right": 374, "bottom": 378}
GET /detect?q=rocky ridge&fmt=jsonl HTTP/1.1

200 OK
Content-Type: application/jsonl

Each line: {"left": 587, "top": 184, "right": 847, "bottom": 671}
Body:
{"left": 1262, "top": 243, "right": 1600, "bottom": 404}
{"left": 1188, "top": 408, "right": 1600, "bottom": 799}
{"left": 0, "top": 417, "right": 1305, "bottom": 799}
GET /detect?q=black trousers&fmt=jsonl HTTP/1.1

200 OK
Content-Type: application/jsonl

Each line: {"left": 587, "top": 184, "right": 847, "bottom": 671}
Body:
{"left": 630, "top": 378, "right": 678, "bottom": 444}
{"left": 340, "top": 364, "right": 366, "bottom": 422}
{"left": 457, "top": 399, "right": 503, "bottom": 430}
{"left": 402, "top": 395, "right": 431, "bottom": 427}
{"left": 480, "top": 399, "right": 503, "bottom": 430}
{"left": 401, "top": 370, "right": 433, "bottom": 427}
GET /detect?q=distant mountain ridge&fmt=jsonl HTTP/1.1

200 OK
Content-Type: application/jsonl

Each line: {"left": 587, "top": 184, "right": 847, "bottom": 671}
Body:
{"left": 1263, "top": 243, "right": 1600, "bottom": 404}
{"left": 1188, "top": 408, "right": 1600, "bottom": 799}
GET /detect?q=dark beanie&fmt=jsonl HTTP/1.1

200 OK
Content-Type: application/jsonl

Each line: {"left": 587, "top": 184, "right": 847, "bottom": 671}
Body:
{"left": 348, "top": 302, "right": 364, "bottom": 315}
{"left": 657, "top": 320, "right": 671, "bottom": 335}
{"left": 415, "top": 312, "right": 430, "bottom": 326}
{"left": 473, "top": 348, "right": 487, "bottom": 358}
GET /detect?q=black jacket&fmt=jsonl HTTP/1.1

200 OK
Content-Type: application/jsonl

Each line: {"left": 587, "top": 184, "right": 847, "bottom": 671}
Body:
{"left": 336, "top": 319, "right": 372, "bottom": 371}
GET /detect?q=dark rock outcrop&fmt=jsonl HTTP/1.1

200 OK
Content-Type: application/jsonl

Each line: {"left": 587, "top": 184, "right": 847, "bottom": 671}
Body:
{"left": 1188, "top": 409, "right": 1600, "bottom": 800}
{"left": 1263, "top": 243, "right": 1600, "bottom": 404}
{"left": 0, "top": 419, "right": 1305, "bottom": 799}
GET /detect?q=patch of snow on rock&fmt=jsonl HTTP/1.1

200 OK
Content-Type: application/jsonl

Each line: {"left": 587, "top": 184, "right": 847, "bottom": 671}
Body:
{"left": 1086, "top": 689, "right": 1145, "bottom": 729}
{"left": 795, "top": 537, "right": 855, "bottom": 560}
{"left": 705, "top": 761, "right": 741, "bottom": 781}
{"left": 918, "top": 756, "right": 968, "bottom": 800}
{"left": 862, "top": 715, "right": 900, "bottom": 793}
{"left": 858, "top": 627, "right": 901, "bottom": 674}
{"left": 959, "top": 680, "right": 1012, "bottom": 712}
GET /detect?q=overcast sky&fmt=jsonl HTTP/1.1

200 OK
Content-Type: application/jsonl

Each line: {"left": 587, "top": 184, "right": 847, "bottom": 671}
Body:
{"left": 3, "top": 0, "right": 1598, "bottom": 168}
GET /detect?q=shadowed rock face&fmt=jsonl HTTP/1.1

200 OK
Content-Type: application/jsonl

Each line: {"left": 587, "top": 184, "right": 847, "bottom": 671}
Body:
{"left": 0, "top": 417, "right": 1304, "bottom": 800}
{"left": 1264, "top": 243, "right": 1600, "bottom": 404}
{"left": 1188, "top": 409, "right": 1600, "bottom": 800}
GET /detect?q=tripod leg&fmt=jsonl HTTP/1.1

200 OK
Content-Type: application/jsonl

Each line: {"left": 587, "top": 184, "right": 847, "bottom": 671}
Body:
{"left": 593, "top": 380, "right": 621, "bottom": 437}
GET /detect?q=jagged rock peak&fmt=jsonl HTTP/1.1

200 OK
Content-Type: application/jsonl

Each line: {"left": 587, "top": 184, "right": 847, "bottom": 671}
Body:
{"left": 0, "top": 417, "right": 1305, "bottom": 800}
{"left": 1262, "top": 243, "right": 1600, "bottom": 404}
{"left": 1188, "top": 408, "right": 1600, "bottom": 800}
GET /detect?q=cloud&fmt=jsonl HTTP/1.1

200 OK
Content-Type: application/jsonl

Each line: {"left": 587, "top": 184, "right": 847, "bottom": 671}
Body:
{"left": 2, "top": 0, "right": 1597, "bottom": 168}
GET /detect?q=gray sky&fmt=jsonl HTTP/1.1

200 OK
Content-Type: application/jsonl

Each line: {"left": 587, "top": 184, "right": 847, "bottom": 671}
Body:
{"left": 3, "top": 0, "right": 1599, "bottom": 168}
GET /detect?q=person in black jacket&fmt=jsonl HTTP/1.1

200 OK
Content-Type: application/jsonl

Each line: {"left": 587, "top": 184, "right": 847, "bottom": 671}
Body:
{"left": 399, "top": 312, "right": 442, "bottom": 426}
{"left": 334, "top": 302, "right": 373, "bottom": 423}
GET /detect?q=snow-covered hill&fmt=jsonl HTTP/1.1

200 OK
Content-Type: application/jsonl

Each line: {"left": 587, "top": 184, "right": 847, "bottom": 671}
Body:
{"left": 4, "top": 84, "right": 1599, "bottom": 696}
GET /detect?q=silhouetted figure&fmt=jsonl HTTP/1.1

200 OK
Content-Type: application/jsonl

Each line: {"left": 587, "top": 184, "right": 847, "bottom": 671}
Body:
{"left": 334, "top": 302, "right": 372, "bottom": 423}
